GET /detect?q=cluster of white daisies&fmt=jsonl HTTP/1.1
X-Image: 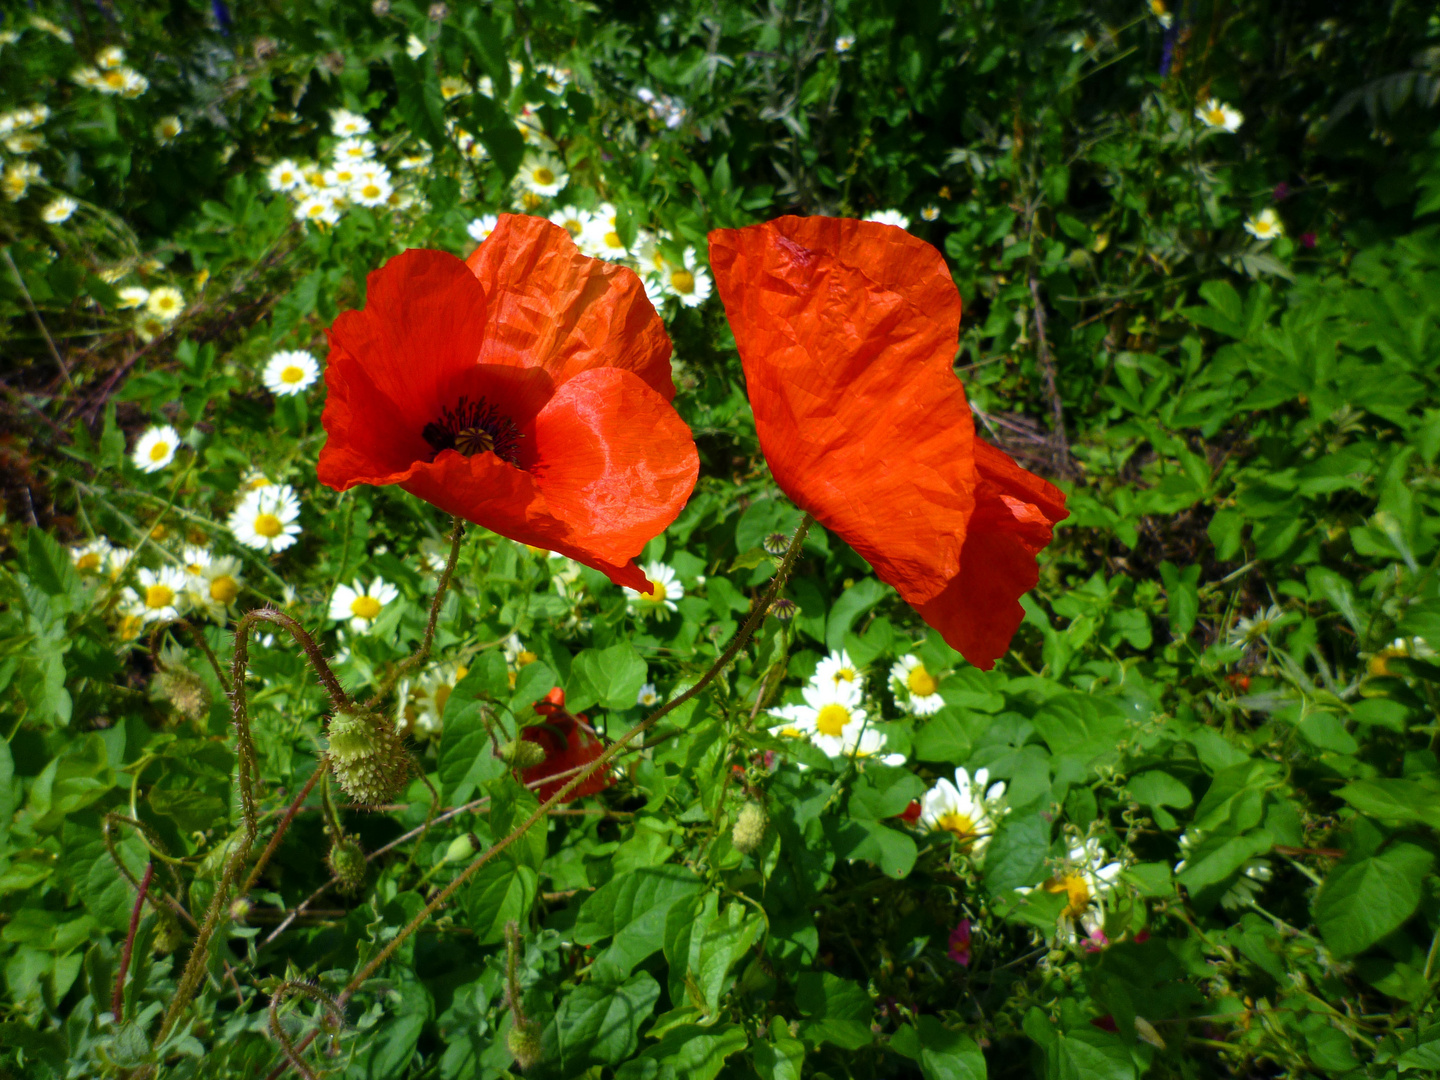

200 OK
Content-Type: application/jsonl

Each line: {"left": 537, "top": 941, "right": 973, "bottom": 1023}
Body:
{"left": 71, "top": 44, "right": 148, "bottom": 98}
{"left": 69, "top": 535, "right": 245, "bottom": 631}
{"left": 266, "top": 109, "right": 413, "bottom": 226}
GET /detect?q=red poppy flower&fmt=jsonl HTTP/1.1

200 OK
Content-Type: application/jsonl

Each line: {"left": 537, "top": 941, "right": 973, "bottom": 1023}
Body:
{"left": 318, "top": 214, "right": 699, "bottom": 591}
{"left": 521, "top": 687, "right": 612, "bottom": 802}
{"left": 708, "top": 216, "right": 1068, "bottom": 669}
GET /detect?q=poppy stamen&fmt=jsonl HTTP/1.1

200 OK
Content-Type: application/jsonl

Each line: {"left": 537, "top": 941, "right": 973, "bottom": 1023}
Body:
{"left": 423, "top": 395, "right": 523, "bottom": 466}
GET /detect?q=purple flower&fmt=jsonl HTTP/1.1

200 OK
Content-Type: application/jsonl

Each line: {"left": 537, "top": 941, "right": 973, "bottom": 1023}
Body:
{"left": 947, "top": 919, "right": 972, "bottom": 966}
{"left": 1300, "top": 232, "right": 1316, "bottom": 248}
{"left": 1273, "top": 182, "right": 1291, "bottom": 202}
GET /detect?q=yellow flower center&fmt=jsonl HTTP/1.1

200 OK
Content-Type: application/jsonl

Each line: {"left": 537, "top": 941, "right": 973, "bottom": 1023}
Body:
{"left": 604, "top": 231, "right": 623, "bottom": 249}
{"left": 210, "top": 575, "right": 239, "bottom": 603}
{"left": 561, "top": 218, "right": 583, "bottom": 236}
{"left": 1045, "top": 874, "right": 1092, "bottom": 920}
{"left": 516, "top": 650, "right": 537, "bottom": 667}
{"left": 936, "top": 811, "right": 975, "bottom": 842}
{"left": 521, "top": 192, "right": 543, "bottom": 210}
{"left": 149, "top": 440, "right": 171, "bottom": 461}
{"left": 103, "top": 70, "right": 126, "bottom": 88}
{"left": 361, "top": 183, "right": 381, "bottom": 199}
{"left": 644, "top": 579, "right": 667, "bottom": 603}
{"left": 533, "top": 167, "right": 555, "bottom": 185}
{"left": 1204, "top": 107, "right": 1226, "bottom": 125}
{"left": 307, "top": 204, "right": 326, "bottom": 217}
{"left": 77, "top": 552, "right": 102, "bottom": 572}
{"left": 779, "top": 725, "right": 804, "bottom": 738}
{"left": 670, "top": 270, "right": 695, "bottom": 294}
{"left": 118, "top": 614, "right": 144, "bottom": 640}
{"left": 434, "top": 683, "right": 453, "bottom": 715}
{"left": 815, "top": 703, "right": 851, "bottom": 737}
{"left": 145, "top": 584, "right": 175, "bottom": 609}
{"left": 907, "top": 665, "right": 939, "bottom": 697}
{"left": 280, "top": 365, "right": 306, "bottom": 384}
{"left": 253, "top": 513, "right": 283, "bottom": 538}
{"left": 350, "top": 595, "right": 382, "bottom": 620}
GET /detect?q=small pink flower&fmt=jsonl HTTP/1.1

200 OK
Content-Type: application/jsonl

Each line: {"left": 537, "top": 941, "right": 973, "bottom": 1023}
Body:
{"left": 948, "top": 919, "right": 972, "bottom": 966}
{"left": 1300, "top": 232, "right": 1316, "bottom": 248}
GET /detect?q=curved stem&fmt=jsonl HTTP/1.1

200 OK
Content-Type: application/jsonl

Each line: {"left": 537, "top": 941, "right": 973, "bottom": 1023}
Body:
{"left": 268, "top": 980, "right": 345, "bottom": 1080}
{"left": 334, "top": 515, "right": 812, "bottom": 1011}
{"left": 241, "top": 608, "right": 351, "bottom": 714}
{"left": 112, "top": 861, "right": 154, "bottom": 1021}
{"left": 244, "top": 758, "right": 327, "bottom": 894}
{"left": 370, "top": 516, "right": 465, "bottom": 706}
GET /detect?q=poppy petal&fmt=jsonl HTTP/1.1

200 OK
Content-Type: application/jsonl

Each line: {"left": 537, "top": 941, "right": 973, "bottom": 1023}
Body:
{"left": 709, "top": 216, "right": 1068, "bottom": 670}
{"left": 532, "top": 367, "right": 700, "bottom": 568}
{"left": 318, "top": 248, "right": 488, "bottom": 488}
{"left": 520, "top": 711, "right": 613, "bottom": 802}
{"left": 466, "top": 214, "right": 676, "bottom": 400}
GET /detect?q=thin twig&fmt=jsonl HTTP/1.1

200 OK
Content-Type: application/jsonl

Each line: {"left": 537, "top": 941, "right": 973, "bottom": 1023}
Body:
{"left": 371, "top": 515, "right": 465, "bottom": 705}
{"left": 2, "top": 247, "right": 73, "bottom": 389}
{"left": 243, "top": 759, "right": 327, "bottom": 894}
{"left": 112, "top": 861, "right": 154, "bottom": 1021}
{"left": 1028, "top": 269, "right": 1071, "bottom": 473}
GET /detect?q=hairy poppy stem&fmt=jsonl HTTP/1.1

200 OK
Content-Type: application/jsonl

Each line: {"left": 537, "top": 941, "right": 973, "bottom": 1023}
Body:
{"left": 112, "top": 860, "right": 153, "bottom": 1021}
{"left": 372, "top": 515, "right": 465, "bottom": 706}
{"left": 268, "top": 980, "right": 345, "bottom": 1080}
{"left": 323, "top": 516, "right": 813, "bottom": 1019}
{"left": 243, "top": 758, "right": 327, "bottom": 894}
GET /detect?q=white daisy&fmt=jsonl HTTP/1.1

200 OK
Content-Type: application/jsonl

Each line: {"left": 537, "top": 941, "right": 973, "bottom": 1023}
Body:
{"left": 636, "top": 682, "right": 659, "bottom": 708}
{"left": 261, "top": 350, "right": 320, "bottom": 396}
{"left": 132, "top": 425, "right": 181, "bottom": 473}
{"left": 41, "top": 196, "right": 78, "bottom": 224}
{"left": 406, "top": 34, "right": 427, "bottom": 59}
{"left": 466, "top": 213, "right": 499, "bottom": 244}
{"left": 1017, "top": 838, "right": 1125, "bottom": 945}
{"left": 117, "top": 69, "right": 149, "bottom": 99}
{"left": 349, "top": 172, "right": 393, "bottom": 208}
{"left": 329, "top": 577, "right": 400, "bottom": 633}
{"left": 228, "top": 484, "right": 302, "bottom": 553}
{"left": 239, "top": 469, "right": 273, "bottom": 490}
{"left": 920, "top": 205, "right": 940, "bottom": 222}
{"left": 769, "top": 680, "right": 896, "bottom": 761}
{"left": 5, "top": 132, "right": 44, "bottom": 154}
{"left": 516, "top": 151, "right": 567, "bottom": 197}
{"left": 295, "top": 192, "right": 342, "bottom": 225}
{"left": 917, "top": 767, "right": 1007, "bottom": 855}
{"left": 322, "top": 164, "right": 360, "bottom": 190}
{"left": 191, "top": 556, "right": 244, "bottom": 623}
{"left": 146, "top": 286, "right": 184, "bottom": 322}
{"left": 333, "top": 137, "right": 376, "bottom": 163}
{"left": 266, "top": 159, "right": 304, "bottom": 192}
{"left": 661, "top": 247, "right": 712, "bottom": 307}
{"left": 409, "top": 660, "right": 468, "bottom": 739}
{"left": 628, "top": 561, "right": 683, "bottom": 616}
{"left": 154, "top": 116, "right": 183, "bottom": 143}
{"left": 890, "top": 654, "right": 944, "bottom": 716}
{"left": 580, "top": 203, "right": 629, "bottom": 261}
{"left": 1244, "top": 208, "right": 1283, "bottom": 242}
{"left": 864, "top": 209, "right": 910, "bottom": 229}
{"left": 96, "top": 45, "right": 126, "bottom": 70}
{"left": 548, "top": 206, "right": 591, "bottom": 240}
{"left": 1195, "top": 97, "right": 1243, "bottom": 133}
{"left": 813, "top": 649, "right": 864, "bottom": 696}
{"left": 439, "top": 76, "right": 470, "bottom": 100}
{"left": 71, "top": 537, "right": 115, "bottom": 575}
{"left": 330, "top": 108, "right": 371, "bottom": 136}
{"left": 126, "top": 566, "right": 189, "bottom": 624}
{"left": 834, "top": 35, "right": 855, "bottom": 52}
{"left": 2, "top": 161, "right": 41, "bottom": 201}
{"left": 179, "top": 544, "right": 212, "bottom": 578}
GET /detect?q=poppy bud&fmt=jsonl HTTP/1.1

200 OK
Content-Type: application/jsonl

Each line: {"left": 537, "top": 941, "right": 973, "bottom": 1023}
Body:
{"left": 327, "top": 705, "right": 411, "bottom": 804}
{"left": 152, "top": 906, "right": 184, "bottom": 955}
{"left": 444, "top": 833, "right": 477, "bottom": 862}
{"left": 769, "top": 597, "right": 797, "bottom": 622}
{"left": 507, "top": 1018, "right": 544, "bottom": 1069}
{"left": 501, "top": 739, "right": 549, "bottom": 770}
{"left": 731, "top": 801, "right": 767, "bottom": 853}
{"left": 327, "top": 835, "right": 367, "bottom": 893}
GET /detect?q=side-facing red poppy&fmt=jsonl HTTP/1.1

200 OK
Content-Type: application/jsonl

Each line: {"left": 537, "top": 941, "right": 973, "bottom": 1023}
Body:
{"left": 521, "top": 687, "right": 612, "bottom": 802}
{"left": 318, "top": 213, "right": 699, "bottom": 591}
{"left": 708, "top": 216, "right": 1068, "bottom": 670}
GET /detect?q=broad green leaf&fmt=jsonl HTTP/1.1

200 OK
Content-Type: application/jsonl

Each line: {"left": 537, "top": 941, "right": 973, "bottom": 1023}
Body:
{"left": 794, "top": 972, "right": 873, "bottom": 1050}
{"left": 461, "top": 862, "right": 538, "bottom": 945}
{"left": 1314, "top": 843, "right": 1434, "bottom": 957}
{"left": 890, "top": 1015, "right": 987, "bottom": 1080}
{"left": 913, "top": 712, "right": 974, "bottom": 764}
{"left": 553, "top": 971, "right": 660, "bottom": 1070}
{"left": 827, "top": 817, "right": 917, "bottom": 879}
{"left": 983, "top": 809, "right": 1052, "bottom": 895}
{"left": 1335, "top": 778, "right": 1440, "bottom": 828}
{"left": 615, "top": 1023, "right": 747, "bottom": 1080}
{"left": 575, "top": 865, "right": 704, "bottom": 977}
{"left": 567, "top": 644, "right": 646, "bottom": 713}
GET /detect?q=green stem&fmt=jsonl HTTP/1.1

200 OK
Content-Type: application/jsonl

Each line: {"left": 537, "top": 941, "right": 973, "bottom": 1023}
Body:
{"left": 371, "top": 515, "right": 465, "bottom": 706}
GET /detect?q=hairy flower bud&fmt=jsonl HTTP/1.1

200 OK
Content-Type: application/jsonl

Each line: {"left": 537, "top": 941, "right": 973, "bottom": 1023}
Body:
{"left": 327, "top": 705, "right": 410, "bottom": 804}
{"left": 152, "top": 906, "right": 185, "bottom": 955}
{"left": 507, "top": 1018, "right": 544, "bottom": 1070}
{"left": 501, "top": 739, "right": 549, "bottom": 770}
{"left": 327, "top": 835, "right": 367, "bottom": 893}
{"left": 153, "top": 666, "right": 211, "bottom": 725}
{"left": 732, "top": 801, "right": 767, "bottom": 854}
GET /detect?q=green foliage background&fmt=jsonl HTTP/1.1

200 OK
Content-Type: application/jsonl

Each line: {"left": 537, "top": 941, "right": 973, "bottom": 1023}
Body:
{"left": 4, "top": 0, "right": 1440, "bottom": 1077}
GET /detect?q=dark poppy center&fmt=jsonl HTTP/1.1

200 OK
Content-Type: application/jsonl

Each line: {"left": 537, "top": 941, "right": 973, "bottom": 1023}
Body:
{"left": 422, "top": 396, "right": 523, "bottom": 466}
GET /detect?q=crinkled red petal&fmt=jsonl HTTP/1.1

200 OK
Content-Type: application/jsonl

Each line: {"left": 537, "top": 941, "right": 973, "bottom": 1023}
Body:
{"left": 520, "top": 711, "right": 613, "bottom": 803}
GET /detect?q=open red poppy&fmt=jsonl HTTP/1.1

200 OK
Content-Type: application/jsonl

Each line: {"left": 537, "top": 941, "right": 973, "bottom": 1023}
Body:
{"left": 520, "top": 687, "right": 612, "bottom": 802}
{"left": 708, "top": 216, "right": 1068, "bottom": 669}
{"left": 318, "top": 214, "right": 699, "bottom": 591}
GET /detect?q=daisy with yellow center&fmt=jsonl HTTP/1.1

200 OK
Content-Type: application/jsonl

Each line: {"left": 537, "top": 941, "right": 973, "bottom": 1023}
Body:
{"left": 329, "top": 108, "right": 371, "bottom": 137}
{"left": 333, "top": 137, "right": 375, "bottom": 163}
{"left": 126, "top": 566, "right": 188, "bottom": 624}
{"left": 1195, "top": 97, "right": 1243, "bottom": 132}
{"left": 662, "top": 247, "right": 713, "bottom": 308}
{"left": 408, "top": 660, "right": 469, "bottom": 739}
{"left": 228, "top": 483, "right": 302, "bottom": 553}
{"left": 1244, "top": 208, "right": 1283, "bottom": 242}
{"left": 467, "top": 213, "right": 499, "bottom": 244}
{"left": 1017, "top": 838, "right": 1124, "bottom": 945}
{"left": 41, "top": 196, "right": 78, "bottom": 224}
{"left": 769, "top": 680, "right": 900, "bottom": 762}
{"left": 132, "top": 424, "right": 181, "bottom": 473}
{"left": 891, "top": 654, "right": 944, "bottom": 716}
{"left": 154, "top": 116, "right": 183, "bottom": 143}
{"left": 329, "top": 576, "right": 400, "bottom": 633}
{"left": 6, "top": 132, "right": 46, "bottom": 153}
{"left": 295, "top": 193, "right": 341, "bottom": 226}
{"left": 814, "top": 649, "right": 865, "bottom": 696}
{"left": 267, "top": 159, "right": 304, "bottom": 192}
{"left": 517, "top": 151, "right": 568, "bottom": 197}
{"left": 637, "top": 682, "right": 660, "bottom": 708}
{"left": 916, "top": 767, "right": 1007, "bottom": 855}
{"left": 71, "top": 537, "right": 115, "bottom": 575}
{"left": 439, "top": 76, "right": 471, "bottom": 100}
{"left": 548, "top": 206, "right": 592, "bottom": 239}
{"left": 627, "top": 561, "right": 684, "bottom": 616}
{"left": 580, "top": 203, "right": 629, "bottom": 261}
{"left": 261, "top": 349, "right": 320, "bottom": 396}
{"left": 863, "top": 209, "right": 910, "bottom": 230}
{"left": 146, "top": 286, "right": 184, "bottom": 322}
{"left": 190, "top": 555, "right": 244, "bottom": 623}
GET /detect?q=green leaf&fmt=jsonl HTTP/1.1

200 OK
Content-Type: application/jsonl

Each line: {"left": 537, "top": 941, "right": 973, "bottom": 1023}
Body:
{"left": 25, "top": 527, "right": 78, "bottom": 599}
{"left": 1127, "top": 771, "right": 1193, "bottom": 811}
{"left": 391, "top": 52, "right": 448, "bottom": 151}
{"left": 554, "top": 971, "right": 660, "bottom": 1070}
{"left": 574, "top": 865, "right": 704, "bottom": 977}
{"left": 983, "top": 809, "right": 1052, "bottom": 895}
{"left": 1335, "top": 779, "right": 1440, "bottom": 828}
{"left": 567, "top": 644, "right": 646, "bottom": 714}
{"left": 1029, "top": 693, "right": 1127, "bottom": 769}
{"left": 615, "top": 1023, "right": 747, "bottom": 1080}
{"left": 827, "top": 817, "right": 917, "bottom": 879}
{"left": 826, "top": 578, "right": 889, "bottom": 651}
{"left": 890, "top": 1015, "right": 987, "bottom": 1080}
{"left": 913, "top": 712, "right": 974, "bottom": 764}
{"left": 437, "top": 700, "right": 504, "bottom": 806}
{"left": 794, "top": 972, "right": 873, "bottom": 1050}
{"left": 461, "top": 861, "right": 538, "bottom": 946}
{"left": 1314, "top": 843, "right": 1434, "bottom": 957}
{"left": 1158, "top": 562, "right": 1200, "bottom": 638}
{"left": 1044, "top": 1026, "right": 1137, "bottom": 1080}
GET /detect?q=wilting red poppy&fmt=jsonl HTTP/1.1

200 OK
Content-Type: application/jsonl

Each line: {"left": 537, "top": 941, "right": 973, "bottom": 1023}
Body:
{"left": 708, "top": 216, "right": 1068, "bottom": 669}
{"left": 521, "top": 687, "right": 612, "bottom": 802}
{"left": 318, "top": 214, "right": 699, "bottom": 591}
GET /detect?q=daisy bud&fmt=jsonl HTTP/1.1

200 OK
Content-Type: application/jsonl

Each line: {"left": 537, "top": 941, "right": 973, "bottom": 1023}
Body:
{"left": 731, "top": 801, "right": 767, "bottom": 854}
{"left": 501, "top": 738, "right": 549, "bottom": 770}
{"left": 326, "top": 705, "right": 411, "bottom": 804}
{"left": 153, "top": 666, "right": 211, "bottom": 724}
{"left": 507, "top": 1018, "right": 544, "bottom": 1070}
{"left": 229, "top": 897, "right": 253, "bottom": 923}
{"left": 327, "top": 835, "right": 367, "bottom": 893}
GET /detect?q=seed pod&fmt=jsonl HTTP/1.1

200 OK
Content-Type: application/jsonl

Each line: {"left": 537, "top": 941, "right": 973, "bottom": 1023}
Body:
{"left": 500, "top": 739, "right": 548, "bottom": 770}
{"left": 327, "top": 705, "right": 410, "bottom": 804}
{"left": 731, "top": 801, "right": 767, "bottom": 854}
{"left": 327, "top": 835, "right": 367, "bottom": 893}
{"left": 153, "top": 666, "right": 211, "bottom": 725}
{"left": 507, "top": 1017, "right": 543, "bottom": 1070}
{"left": 152, "top": 906, "right": 185, "bottom": 955}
